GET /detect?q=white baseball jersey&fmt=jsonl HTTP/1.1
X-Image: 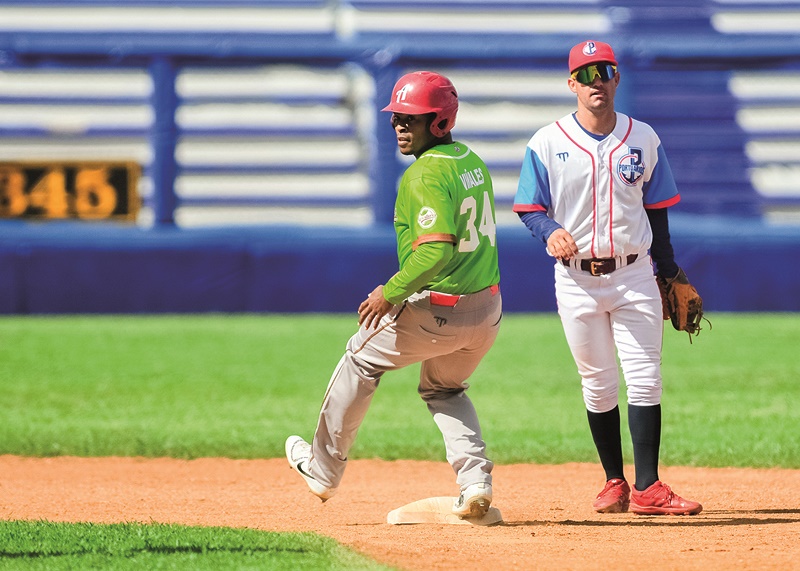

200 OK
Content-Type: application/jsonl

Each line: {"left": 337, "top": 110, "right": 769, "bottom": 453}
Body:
{"left": 513, "top": 112, "right": 680, "bottom": 259}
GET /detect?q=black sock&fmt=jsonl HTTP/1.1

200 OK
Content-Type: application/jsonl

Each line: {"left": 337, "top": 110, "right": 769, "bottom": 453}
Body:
{"left": 586, "top": 406, "right": 625, "bottom": 481}
{"left": 628, "top": 403, "right": 661, "bottom": 491}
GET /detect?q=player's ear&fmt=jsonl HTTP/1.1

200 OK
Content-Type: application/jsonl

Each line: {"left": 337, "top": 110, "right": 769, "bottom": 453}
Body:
{"left": 567, "top": 77, "right": 579, "bottom": 94}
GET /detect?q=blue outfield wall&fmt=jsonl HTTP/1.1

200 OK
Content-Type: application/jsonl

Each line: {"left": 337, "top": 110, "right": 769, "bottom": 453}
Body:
{"left": 1, "top": 214, "right": 799, "bottom": 314}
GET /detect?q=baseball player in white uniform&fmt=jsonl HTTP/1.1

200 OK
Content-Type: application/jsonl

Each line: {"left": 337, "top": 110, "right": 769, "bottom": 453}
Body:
{"left": 513, "top": 40, "right": 702, "bottom": 515}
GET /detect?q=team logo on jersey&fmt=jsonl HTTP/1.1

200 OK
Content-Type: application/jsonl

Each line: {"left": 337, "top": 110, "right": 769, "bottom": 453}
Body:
{"left": 418, "top": 206, "right": 437, "bottom": 229}
{"left": 617, "top": 147, "right": 645, "bottom": 186}
{"left": 583, "top": 41, "right": 598, "bottom": 57}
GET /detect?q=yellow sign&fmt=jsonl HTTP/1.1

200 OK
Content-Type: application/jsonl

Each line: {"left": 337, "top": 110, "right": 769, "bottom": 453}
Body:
{"left": 0, "top": 161, "right": 140, "bottom": 221}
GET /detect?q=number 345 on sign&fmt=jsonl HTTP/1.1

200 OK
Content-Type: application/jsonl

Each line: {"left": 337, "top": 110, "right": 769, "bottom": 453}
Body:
{"left": 0, "top": 161, "right": 140, "bottom": 221}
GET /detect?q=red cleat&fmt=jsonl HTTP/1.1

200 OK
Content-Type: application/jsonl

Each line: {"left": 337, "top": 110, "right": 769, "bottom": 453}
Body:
{"left": 630, "top": 480, "right": 703, "bottom": 515}
{"left": 592, "top": 478, "right": 631, "bottom": 513}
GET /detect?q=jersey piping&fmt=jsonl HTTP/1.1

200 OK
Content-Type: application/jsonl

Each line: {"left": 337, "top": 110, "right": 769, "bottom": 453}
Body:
{"left": 606, "top": 116, "right": 634, "bottom": 257}
{"left": 555, "top": 120, "right": 598, "bottom": 257}
{"left": 413, "top": 233, "right": 457, "bottom": 249}
{"left": 555, "top": 115, "right": 633, "bottom": 258}
{"left": 418, "top": 148, "right": 473, "bottom": 162}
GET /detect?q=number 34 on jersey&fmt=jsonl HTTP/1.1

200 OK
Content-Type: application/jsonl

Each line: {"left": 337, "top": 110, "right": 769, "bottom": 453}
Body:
{"left": 459, "top": 190, "right": 496, "bottom": 252}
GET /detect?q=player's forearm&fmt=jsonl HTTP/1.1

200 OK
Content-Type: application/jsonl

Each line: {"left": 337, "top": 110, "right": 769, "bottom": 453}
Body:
{"left": 646, "top": 207, "right": 679, "bottom": 278}
{"left": 383, "top": 241, "right": 454, "bottom": 304}
{"left": 519, "top": 211, "right": 562, "bottom": 244}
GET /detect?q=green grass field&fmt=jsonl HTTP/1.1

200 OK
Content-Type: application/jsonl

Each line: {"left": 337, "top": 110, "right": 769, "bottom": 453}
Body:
{"left": 0, "top": 313, "right": 798, "bottom": 569}
{"left": 0, "top": 521, "right": 390, "bottom": 570}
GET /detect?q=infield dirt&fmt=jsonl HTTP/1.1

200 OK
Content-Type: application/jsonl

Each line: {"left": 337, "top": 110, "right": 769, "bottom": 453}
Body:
{"left": 2, "top": 455, "right": 799, "bottom": 570}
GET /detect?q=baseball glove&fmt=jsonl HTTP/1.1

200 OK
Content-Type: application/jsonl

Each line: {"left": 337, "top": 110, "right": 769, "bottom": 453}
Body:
{"left": 656, "top": 267, "right": 708, "bottom": 340}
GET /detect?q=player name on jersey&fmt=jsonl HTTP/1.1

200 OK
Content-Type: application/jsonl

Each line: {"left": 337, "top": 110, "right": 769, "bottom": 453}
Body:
{"left": 459, "top": 167, "right": 486, "bottom": 191}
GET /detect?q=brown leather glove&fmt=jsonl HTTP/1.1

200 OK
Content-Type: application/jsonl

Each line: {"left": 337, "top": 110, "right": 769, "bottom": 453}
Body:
{"left": 656, "top": 267, "right": 707, "bottom": 339}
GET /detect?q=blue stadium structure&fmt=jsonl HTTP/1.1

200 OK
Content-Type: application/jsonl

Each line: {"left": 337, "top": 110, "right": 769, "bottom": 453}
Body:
{"left": 0, "top": 0, "right": 799, "bottom": 312}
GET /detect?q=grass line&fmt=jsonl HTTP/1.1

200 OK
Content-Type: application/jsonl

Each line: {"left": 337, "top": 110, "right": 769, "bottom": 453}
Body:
{"left": 0, "top": 521, "right": 394, "bottom": 570}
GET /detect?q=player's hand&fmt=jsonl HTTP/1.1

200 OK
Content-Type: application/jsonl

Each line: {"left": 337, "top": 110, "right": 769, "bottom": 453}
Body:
{"left": 358, "top": 285, "right": 393, "bottom": 329}
{"left": 547, "top": 228, "right": 579, "bottom": 261}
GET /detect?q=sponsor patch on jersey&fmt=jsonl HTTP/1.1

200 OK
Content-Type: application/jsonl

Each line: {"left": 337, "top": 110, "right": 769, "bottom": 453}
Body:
{"left": 417, "top": 206, "right": 437, "bottom": 229}
{"left": 617, "top": 147, "right": 645, "bottom": 186}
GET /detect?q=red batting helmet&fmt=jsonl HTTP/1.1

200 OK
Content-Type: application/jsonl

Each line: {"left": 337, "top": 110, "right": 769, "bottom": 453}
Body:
{"left": 382, "top": 71, "right": 458, "bottom": 138}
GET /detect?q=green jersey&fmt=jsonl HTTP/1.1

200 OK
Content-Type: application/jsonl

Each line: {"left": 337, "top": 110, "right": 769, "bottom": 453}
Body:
{"left": 387, "top": 141, "right": 500, "bottom": 301}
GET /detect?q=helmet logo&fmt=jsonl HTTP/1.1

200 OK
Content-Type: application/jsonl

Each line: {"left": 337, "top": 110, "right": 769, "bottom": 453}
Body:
{"left": 395, "top": 83, "right": 411, "bottom": 103}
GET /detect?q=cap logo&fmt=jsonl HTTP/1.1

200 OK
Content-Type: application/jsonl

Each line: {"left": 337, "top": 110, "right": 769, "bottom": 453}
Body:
{"left": 395, "top": 83, "right": 411, "bottom": 103}
{"left": 582, "top": 41, "right": 597, "bottom": 57}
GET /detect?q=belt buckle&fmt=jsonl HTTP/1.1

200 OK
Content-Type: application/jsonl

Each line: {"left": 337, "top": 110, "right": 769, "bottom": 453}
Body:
{"left": 590, "top": 260, "right": 605, "bottom": 276}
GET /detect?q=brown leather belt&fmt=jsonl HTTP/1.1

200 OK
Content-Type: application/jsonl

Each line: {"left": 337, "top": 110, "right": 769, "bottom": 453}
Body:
{"left": 562, "top": 254, "right": 638, "bottom": 276}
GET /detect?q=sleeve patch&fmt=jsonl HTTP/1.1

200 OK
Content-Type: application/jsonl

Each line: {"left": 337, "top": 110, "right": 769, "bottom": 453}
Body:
{"left": 417, "top": 206, "right": 437, "bottom": 229}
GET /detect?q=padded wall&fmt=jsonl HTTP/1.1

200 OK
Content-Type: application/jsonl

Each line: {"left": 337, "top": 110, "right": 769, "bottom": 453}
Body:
{"left": 1, "top": 215, "right": 798, "bottom": 314}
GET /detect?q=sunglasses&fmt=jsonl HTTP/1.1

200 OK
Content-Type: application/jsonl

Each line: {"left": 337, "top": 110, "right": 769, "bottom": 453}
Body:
{"left": 571, "top": 63, "right": 617, "bottom": 85}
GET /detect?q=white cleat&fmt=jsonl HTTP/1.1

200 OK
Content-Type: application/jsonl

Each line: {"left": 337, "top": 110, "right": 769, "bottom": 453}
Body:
{"left": 285, "top": 435, "right": 337, "bottom": 502}
{"left": 452, "top": 482, "right": 492, "bottom": 518}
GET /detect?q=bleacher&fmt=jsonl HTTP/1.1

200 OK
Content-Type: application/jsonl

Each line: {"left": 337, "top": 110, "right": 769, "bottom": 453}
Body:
{"left": 1, "top": 0, "right": 800, "bottom": 312}
{"left": 2, "top": 1, "right": 800, "bottom": 224}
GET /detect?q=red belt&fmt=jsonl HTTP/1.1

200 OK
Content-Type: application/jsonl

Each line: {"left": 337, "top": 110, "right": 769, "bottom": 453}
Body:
{"left": 429, "top": 284, "right": 500, "bottom": 307}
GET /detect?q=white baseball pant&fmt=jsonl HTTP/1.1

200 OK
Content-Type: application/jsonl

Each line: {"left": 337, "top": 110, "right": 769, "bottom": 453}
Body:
{"left": 555, "top": 255, "right": 663, "bottom": 413}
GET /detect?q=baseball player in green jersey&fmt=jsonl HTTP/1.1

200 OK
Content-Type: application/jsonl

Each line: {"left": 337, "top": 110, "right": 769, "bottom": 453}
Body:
{"left": 286, "top": 71, "right": 502, "bottom": 519}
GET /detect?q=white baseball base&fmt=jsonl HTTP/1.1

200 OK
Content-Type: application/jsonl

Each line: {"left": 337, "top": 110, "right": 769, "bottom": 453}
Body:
{"left": 386, "top": 496, "right": 503, "bottom": 526}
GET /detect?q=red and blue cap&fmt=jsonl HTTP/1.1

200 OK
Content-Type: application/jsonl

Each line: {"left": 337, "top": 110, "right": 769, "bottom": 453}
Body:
{"left": 569, "top": 40, "right": 617, "bottom": 73}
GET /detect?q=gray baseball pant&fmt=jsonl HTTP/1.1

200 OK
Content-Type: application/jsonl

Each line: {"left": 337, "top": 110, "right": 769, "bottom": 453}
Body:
{"left": 308, "top": 285, "right": 502, "bottom": 492}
